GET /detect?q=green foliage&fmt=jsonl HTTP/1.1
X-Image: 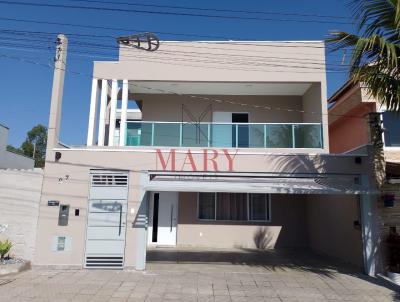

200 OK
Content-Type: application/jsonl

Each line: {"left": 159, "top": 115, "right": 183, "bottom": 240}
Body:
{"left": 327, "top": 0, "right": 400, "bottom": 111}
{"left": 6, "top": 145, "right": 24, "bottom": 156}
{"left": 20, "top": 124, "right": 47, "bottom": 168}
{"left": 0, "top": 239, "right": 12, "bottom": 260}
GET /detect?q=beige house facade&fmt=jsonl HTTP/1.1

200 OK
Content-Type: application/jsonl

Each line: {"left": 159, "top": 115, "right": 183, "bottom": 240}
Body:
{"left": 34, "top": 35, "right": 379, "bottom": 276}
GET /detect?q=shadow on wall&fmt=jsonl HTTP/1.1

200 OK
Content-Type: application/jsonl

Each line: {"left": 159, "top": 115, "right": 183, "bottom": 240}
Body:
{"left": 253, "top": 227, "right": 278, "bottom": 249}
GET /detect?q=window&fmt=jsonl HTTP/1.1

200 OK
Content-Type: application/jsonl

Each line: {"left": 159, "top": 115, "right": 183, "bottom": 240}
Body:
{"left": 383, "top": 111, "right": 400, "bottom": 147}
{"left": 249, "top": 194, "right": 270, "bottom": 221}
{"left": 198, "top": 193, "right": 215, "bottom": 220}
{"left": 57, "top": 236, "right": 66, "bottom": 251}
{"left": 198, "top": 193, "right": 271, "bottom": 221}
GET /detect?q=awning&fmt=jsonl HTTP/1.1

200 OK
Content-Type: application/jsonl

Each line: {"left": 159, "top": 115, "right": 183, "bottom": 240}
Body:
{"left": 144, "top": 172, "right": 377, "bottom": 195}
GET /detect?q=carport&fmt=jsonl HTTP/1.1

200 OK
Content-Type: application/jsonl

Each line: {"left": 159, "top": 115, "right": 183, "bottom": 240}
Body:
{"left": 134, "top": 171, "right": 378, "bottom": 276}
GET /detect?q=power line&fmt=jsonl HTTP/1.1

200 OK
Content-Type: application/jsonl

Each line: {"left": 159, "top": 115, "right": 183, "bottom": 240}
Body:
{"left": 0, "top": 52, "right": 364, "bottom": 121}
{"left": 66, "top": 0, "right": 352, "bottom": 20}
{"left": 0, "top": 41, "right": 349, "bottom": 73}
{"left": 0, "top": 32, "right": 351, "bottom": 72}
{"left": 0, "top": 0, "right": 354, "bottom": 25}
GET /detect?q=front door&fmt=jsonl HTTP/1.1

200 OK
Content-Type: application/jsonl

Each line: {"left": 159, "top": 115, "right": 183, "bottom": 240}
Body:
{"left": 148, "top": 192, "right": 178, "bottom": 246}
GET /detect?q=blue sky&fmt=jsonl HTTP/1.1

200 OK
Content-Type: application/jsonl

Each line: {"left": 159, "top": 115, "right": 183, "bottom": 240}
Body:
{"left": 0, "top": 0, "right": 355, "bottom": 147}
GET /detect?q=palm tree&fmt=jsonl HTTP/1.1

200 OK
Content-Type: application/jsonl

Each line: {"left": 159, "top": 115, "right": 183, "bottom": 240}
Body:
{"left": 327, "top": 0, "right": 400, "bottom": 111}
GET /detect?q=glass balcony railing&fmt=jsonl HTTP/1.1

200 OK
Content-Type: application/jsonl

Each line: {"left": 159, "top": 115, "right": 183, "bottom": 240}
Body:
{"left": 125, "top": 122, "right": 323, "bottom": 149}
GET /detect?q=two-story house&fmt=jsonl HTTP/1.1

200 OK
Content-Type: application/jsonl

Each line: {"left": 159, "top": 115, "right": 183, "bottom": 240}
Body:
{"left": 34, "top": 35, "right": 379, "bottom": 276}
{"left": 328, "top": 80, "right": 400, "bottom": 275}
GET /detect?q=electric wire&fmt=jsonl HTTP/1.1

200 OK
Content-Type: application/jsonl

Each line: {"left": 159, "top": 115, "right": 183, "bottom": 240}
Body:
{"left": 0, "top": 0, "right": 354, "bottom": 25}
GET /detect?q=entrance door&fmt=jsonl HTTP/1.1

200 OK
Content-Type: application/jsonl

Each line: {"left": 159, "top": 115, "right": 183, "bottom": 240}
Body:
{"left": 148, "top": 192, "right": 178, "bottom": 246}
{"left": 84, "top": 171, "right": 128, "bottom": 269}
{"left": 232, "top": 113, "right": 249, "bottom": 147}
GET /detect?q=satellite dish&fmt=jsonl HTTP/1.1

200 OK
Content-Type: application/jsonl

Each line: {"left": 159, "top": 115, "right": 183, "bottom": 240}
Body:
{"left": 117, "top": 33, "right": 160, "bottom": 51}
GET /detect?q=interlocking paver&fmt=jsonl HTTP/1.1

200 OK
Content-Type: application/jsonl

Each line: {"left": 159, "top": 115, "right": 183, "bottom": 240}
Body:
{"left": 1, "top": 250, "right": 399, "bottom": 302}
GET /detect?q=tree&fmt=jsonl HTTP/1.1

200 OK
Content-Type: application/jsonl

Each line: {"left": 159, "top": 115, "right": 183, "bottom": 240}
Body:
{"left": 6, "top": 145, "right": 24, "bottom": 156}
{"left": 21, "top": 124, "right": 47, "bottom": 168}
{"left": 327, "top": 0, "right": 400, "bottom": 111}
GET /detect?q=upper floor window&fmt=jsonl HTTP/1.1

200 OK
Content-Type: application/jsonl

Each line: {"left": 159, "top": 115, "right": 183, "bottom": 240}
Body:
{"left": 383, "top": 112, "right": 400, "bottom": 147}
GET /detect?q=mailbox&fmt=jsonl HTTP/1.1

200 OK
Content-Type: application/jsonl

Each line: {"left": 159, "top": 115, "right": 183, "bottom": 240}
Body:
{"left": 58, "top": 204, "right": 70, "bottom": 226}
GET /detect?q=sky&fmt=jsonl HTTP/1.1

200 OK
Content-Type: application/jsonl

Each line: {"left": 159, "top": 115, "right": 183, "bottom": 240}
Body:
{"left": 0, "top": 0, "right": 356, "bottom": 147}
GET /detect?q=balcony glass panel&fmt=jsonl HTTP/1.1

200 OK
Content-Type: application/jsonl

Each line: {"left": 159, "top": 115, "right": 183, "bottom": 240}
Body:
{"left": 126, "top": 123, "right": 142, "bottom": 146}
{"left": 182, "top": 123, "right": 209, "bottom": 147}
{"left": 153, "top": 123, "right": 180, "bottom": 146}
{"left": 125, "top": 122, "right": 322, "bottom": 149}
{"left": 140, "top": 123, "right": 153, "bottom": 146}
{"left": 294, "top": 124, "right": 322, "bottom": 148}
{"left": 211, "top": 124, "right": 233, "bottom": 147}
{"left": 249, "top": 124, "right": 265, "bottom": 148}
{"left": 267, "top": 125, "right": 293, "bottom": 148}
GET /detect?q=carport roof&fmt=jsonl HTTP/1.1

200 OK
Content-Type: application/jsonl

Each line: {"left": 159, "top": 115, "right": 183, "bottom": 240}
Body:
{"left": 144, "top": 172, "right": 376, "bottom": 195}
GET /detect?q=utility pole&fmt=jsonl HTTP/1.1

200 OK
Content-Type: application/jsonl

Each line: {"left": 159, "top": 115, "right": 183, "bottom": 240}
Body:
{"left": 45, "top": 34, "right": 68, "bottom": 162}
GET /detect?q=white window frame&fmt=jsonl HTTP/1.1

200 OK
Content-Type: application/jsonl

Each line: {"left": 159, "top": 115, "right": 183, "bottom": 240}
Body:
{"left": 197, "top": 192, "right": 271, "bottom": 222}
{"left": 377, "top": 105, "right": 400, "bottom": 150}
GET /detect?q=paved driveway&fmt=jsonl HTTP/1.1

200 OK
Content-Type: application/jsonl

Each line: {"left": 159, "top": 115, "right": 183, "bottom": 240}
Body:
{"left": 0, "top": 249, "right": 399, "bottom": 301}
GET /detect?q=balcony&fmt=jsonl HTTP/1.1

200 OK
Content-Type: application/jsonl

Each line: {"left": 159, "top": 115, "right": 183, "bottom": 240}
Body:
{"left": 124, "top": 122, "right": 323, "bottom": 149}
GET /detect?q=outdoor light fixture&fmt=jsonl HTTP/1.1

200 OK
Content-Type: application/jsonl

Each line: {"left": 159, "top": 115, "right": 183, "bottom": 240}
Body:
{"left": 55, "top": 151, "right": 62, "bottom": 161}
{"left": 117, "top": 32, "right": 160, "bottom": 51}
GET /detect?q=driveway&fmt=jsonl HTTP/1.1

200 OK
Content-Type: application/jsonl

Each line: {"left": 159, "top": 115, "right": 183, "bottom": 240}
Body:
{"left": 0, "top": 248, "right": 399, "bottom": 301}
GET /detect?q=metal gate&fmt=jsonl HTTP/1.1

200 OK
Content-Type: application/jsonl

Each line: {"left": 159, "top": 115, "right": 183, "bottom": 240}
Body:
{"left": 84, "top": 171, "right": 128, "bottom": 269}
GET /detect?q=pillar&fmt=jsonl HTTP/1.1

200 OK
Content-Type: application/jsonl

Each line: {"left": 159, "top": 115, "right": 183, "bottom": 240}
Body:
{"left": 46, "top": 34, "right": 68, "bottom": 160}
{"left": 108, "top": 79, "right": 118, "bottom": 146}
{"left": 119, "top": 79, "right": 128, "bottom": 146}
{"left": 97, "top": 79, "right": 108, "bottom": 146}
{"left": 360, "top": 175, "right": 378, "bottom": 276}
{"left": 86, "top": 78, "right": 99, "bottom": 146}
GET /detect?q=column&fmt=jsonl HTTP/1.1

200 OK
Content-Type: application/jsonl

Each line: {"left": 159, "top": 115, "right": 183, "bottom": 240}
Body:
{"left": 119, "top": 79, "right": 128, "bottom": 146}
{"left": 86, "top": 78, "right": 99, "bottom": 146}
{"left": 108, "top": 79, "right": 118, "bottom": 146}
{"left": 97, "top": 79, "right": 108, "bottom": 146}
{"left": 46, "top": 34, "right": 67, "bottom": 159}
{"left": 360, "top": 175, "right": 378, "bottom": 276}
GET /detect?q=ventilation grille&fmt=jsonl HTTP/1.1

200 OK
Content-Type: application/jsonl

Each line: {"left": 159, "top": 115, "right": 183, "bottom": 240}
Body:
{"left": 85, "top": 256, "right": 123, "bottom": 268}
{"left": 91, "top": 174, "right": 128, "bottom": 187}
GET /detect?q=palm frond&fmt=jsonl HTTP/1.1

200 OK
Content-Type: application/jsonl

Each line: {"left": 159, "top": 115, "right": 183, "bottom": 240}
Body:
{"left": 326, "top": 0, "right": 400, "bottom": 110}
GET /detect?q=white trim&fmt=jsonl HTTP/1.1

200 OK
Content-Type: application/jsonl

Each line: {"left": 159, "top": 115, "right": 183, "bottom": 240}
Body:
{"left": 156, "top": 40, "right": 325, "bottom": 43}
{"left": 126, "top": 121, "right": 321, "bottom": 125}
{"left": 52, "top": 146, "right": 363, "bottom": 156}
{"left": 86, "top": 78, "right": 99, "bottom": 146}
{"left": 108, "top": 79, "right": 118, "bottom": 147}
{"left": 119, "top": 79, "right": 129, "bottom": 146}
{"left": 97, "top": 79, "right": 108, "bottom": 146}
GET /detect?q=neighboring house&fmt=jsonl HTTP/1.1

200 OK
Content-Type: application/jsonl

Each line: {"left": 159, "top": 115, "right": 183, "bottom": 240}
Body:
{"left": 34, "top": 35, "right": 379, "bottom": 276}
{"left": 328, "top": 80, "right": 400, "bottom": 274}
{"left": 0, "top": 124, "right": 34, "bottom": 169}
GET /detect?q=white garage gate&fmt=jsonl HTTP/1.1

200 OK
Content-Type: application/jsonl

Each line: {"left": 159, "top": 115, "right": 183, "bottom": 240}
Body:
{"left": 84, "top": 171, "right": 129, "bottom": 269}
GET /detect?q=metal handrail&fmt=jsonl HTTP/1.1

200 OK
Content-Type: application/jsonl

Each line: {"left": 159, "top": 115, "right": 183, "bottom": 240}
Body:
{"left": 126, "top": 121, "right": 321, "bottom": 125}
{"left": 124, "top": 121, "right": 323, "bottom": 148}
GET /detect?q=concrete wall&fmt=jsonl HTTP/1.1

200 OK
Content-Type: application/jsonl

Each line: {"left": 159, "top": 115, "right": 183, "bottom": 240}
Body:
{"left": 306, "top": 194, "right": 363, "bottom": 268}
{"left": 0, "top": 125, "right": 7, "bottom": 152}
{"left": 33, "top": 147, "right": 371, "bottom": 268}
{"left": 0, "top": 125, "right": 34, "bottom": 169}
{"left": 0, "top": 169, "right": 43, "bottom": 261}
{"left": 177, "top": 192, "right": 308, "bottom": 249}
{"left": 329, "top": 103, "right": 374, "bottom": 154}
{"left": 0, "top": 151, "right": 35, "bottom": 170}
{"left": 138, "top": 94, "right": 303, "bottom": 123}
{"left": 94, "top": 41, "right": 326, "bottom": 83}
